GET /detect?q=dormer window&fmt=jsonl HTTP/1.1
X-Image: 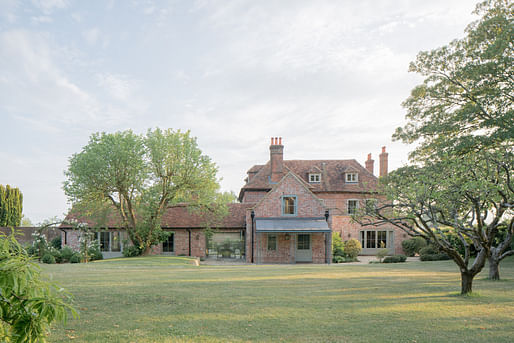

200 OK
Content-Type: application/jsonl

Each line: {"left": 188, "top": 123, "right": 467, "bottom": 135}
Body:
{"left": 309, "top": 173, "right": 321, "bottom": 183}
{"left": 346, "top": 173, "right": 358, "bottom": 183}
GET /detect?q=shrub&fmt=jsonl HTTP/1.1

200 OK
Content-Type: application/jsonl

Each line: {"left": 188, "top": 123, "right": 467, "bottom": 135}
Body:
{"left": 333, "top": 255, "right": 344, "bottom": 263}
{"left": 383, "top": 255, "right": 407, "bottom": 263}
{"left": 332, "top": 232, "right": 344, "bottom": 260}
{"left": 70, "top": 253, "right": 81, "bottom": 263}
{"left": 41, "top": 253, "right": 56, "bottom": 264}
{"left": 123, "top": 245, "right": 141, "bottom": 257}
{"left": 419, "top": 244, "right": 451, "bottom": 261}
{"left": 88, "top": 247, "right": 103, "bottom": 261}
{"left": 26, "top": 244, "right": 38, "bottom": 256}
{"left": 60, "top": 246, "right": 74, "bottom": 262}
{"left": 50, "top": 236, "right": 62, "bottom": 249}
{"left": 402, "top": 237, "right": 427, "bottom": 257}
{"left": 344, "top": 239, "right": 362, "bottom": 259}
{"left": 49, "top": 247, "right": 62, "bottom": 263}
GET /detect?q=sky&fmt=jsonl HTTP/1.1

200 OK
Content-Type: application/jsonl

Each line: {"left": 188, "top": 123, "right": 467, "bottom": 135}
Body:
{"left": 0, "top": 0, "right": 478, "bottom": 224}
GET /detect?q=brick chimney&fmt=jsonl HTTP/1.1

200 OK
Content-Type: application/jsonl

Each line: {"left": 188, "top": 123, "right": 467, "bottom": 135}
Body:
{"left": 379, "top": 146, "right": 388, "bottom": 177}
{"left": 270, "top": 137, "right": 284, "bottom": 183}
{"left": 365, "top": 153, "right": 374, "bottom": 175}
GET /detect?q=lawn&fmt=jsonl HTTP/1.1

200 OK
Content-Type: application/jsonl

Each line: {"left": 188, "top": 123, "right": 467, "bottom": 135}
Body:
{"left": 42, "top": 256, "right": 514, "bottom": 343}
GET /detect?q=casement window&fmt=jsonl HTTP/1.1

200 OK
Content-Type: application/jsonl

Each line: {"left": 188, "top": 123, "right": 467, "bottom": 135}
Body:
{"left": 309, "top": 173, "right": 321, "bottom": 183}
{"left": 347, "top": 199, "right": 359, "bottom": 215}
{"left": 163, "top": 232, "right": 174, "bottom": 253}
{"left": 267, "top": 234, "right": 277, "bottom": 251}
{"left": 365, "top": 199, "right": 378, "bottom": 214}
{"left": 359, "top": 230, "right": 394, "bottom": 249}
{"left": 282, "top": 195, "right": 297, "bottom": 216}
{"left": 97, "top": 231, "right": 121, "bottom": 252}
{"left": 346, "top": 173, "right": 358, "bottom": 183}
{"left": 297, "top": 234, "right": 310, "bottom": 250}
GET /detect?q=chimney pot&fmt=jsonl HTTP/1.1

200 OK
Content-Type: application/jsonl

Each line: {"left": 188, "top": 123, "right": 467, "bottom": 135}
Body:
{"left": 379, "top": 146, "right": 388, "bottom": 177}
{"left": 365, "top": 153, "right": 374, "bottom": 175}
{"left": 269, "top": 137, "right": 284, "bottom": 182}
{"left": 279, "top": 137, "right": 282, "bottom": 145}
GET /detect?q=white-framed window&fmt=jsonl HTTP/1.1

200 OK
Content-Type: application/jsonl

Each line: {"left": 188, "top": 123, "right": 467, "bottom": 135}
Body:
{"left": 359, "top": 230, "right": 394, "bottom": 249}
{"left": 267, "top": 234, "right": 277, "bottom": 251}
{"left": 282, "top": 195, "right": 297, "bottom": 216}
{"left": 346, "top": 173, "right": 358, "bottom": 183}
{"left": 347, "top": 199, "right": 359, "bottom": 215}
{"left": 97, "top": 231, "right": 121, "bottom": 252}
{"left": 309, "top": 173, "right": 321, "bottom": 183}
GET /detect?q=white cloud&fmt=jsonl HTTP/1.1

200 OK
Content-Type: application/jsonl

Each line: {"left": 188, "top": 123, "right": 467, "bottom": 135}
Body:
{"left": 96, "top": 73, "right": 139, "bottom": 102}
{"left": 31, "top": 15, "right": 53, "bottom": 24}
{"left": 83, "top": 27, "right": 100, "bottom": 45}
{"left": 32, "top": 0, "right": 69, "bottom": 14}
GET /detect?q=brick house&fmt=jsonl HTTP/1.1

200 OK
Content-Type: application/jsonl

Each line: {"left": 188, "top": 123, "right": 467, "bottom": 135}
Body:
{"left": 61, "top": 137, "right": 404, "bottom": 262}
{"left": 240, "top": 138, "right": 404, "bottom": 264}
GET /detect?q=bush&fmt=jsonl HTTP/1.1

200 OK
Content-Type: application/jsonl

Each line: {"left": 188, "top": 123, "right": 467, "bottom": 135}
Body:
{"left": 332, "top": 232, "right": 344, "bottom": 260}
{"left": 41, "top": 253, "right": 56, "bottom": 264}
{"left": 383, "top": 254, "right": 407, "bottom": 263}
{"left": 88, "top": 247, "right": 103, "bottom": 261}
{"left": 60, "top": 246, "right": 74, "bottom": 262}
{"left": 50, "top": 236, "right": 62, "bottom": 249}
{"left": 26, "top": 244, "right": 38, "bottom": 256}
{"left": 122, "top": 245, "right": 141, "bottom": 257}
{"left": 401, "top": 237, "right": 427, "bottom": 257}
{"left": 420, "top": 253, "right": 451, "bottom": 261}
{"left": 70, "top": 253, "right": 81, "bottom": 263}
{"left": 48, "top": 247, "right": 62, "bottom": 263}
{"left": 333, "top": 255, "right": 345, "bottom": 263}
{"left": 344, "top": 239, "right": 362, "bottom": 259}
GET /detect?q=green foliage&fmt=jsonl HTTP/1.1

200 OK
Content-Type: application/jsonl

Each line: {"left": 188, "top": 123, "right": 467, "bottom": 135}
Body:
{"left": 376, "top": 242, "right": 389, "bottom": 262}
{"left": 395, "top": 0, "right": 513, "bottom": 160}
{"left": 60, "top": 247, "right": 74, "bottom": 263}
{"left": 69, "top": 253, "right": 81, "bottom": 263}
{"left": 420, "top": 245, "right": 451, "bottom": 261}
{"left": 88, "top": 246, "right": 103, "bottom": 261}
{"left": 122, "top": 243, "right": 142, "bottom": 258}
{"left": 63, "top": 128, "right": 230, "bottom": 255}
{"left": 344, "top": 239, "right": 362, "bottom": 259}
{"left": 0, "top": 231, "right": 76, "bottom": 342}
{"left": 0, "top": 185, "right": 23, "bottom": 227}
{"left": 332, "top": 232, "right": 344, "bottom": 261}
{"left": 41, "top": 253, "right": 56, "bottom": 264}
{"left": 402, "top": 237, "right": 427, "bottom": 257}
{"left": 50, "top": 236, "right": 62, "bottom": 250}
{"left": 382, "top": 255, "right": 407, "bottom": 263}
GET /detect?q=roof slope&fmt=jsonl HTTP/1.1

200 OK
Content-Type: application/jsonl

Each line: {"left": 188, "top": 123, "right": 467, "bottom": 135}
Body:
{"left": 60, "top": 203, "right": 254, "bottom": 229}
{"left": 240, "top": 159, "right": 378, "bottom": 196}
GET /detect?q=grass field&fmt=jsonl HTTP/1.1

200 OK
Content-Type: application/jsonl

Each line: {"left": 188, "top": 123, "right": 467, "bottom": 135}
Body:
{"left": 41, "top": 256, "right": 514, "bottom": 343}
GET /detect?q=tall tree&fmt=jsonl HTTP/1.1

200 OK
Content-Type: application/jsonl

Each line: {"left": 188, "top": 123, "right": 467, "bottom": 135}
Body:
{"left": 63, "top": 129, "right": 230, "bottom": 255}
{"left": 0, "top": 185, "right": 23, "bottom": 227}
{"left": 360, "top": 0, "right": 513, "bottom": 294}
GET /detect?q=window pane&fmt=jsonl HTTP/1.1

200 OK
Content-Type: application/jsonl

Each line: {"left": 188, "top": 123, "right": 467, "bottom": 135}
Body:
{"left": 111, "top": 232, "right": 121, "bottom": 252}
{"left": 163, "top": 233, "right": 174, "bottom": 252}
{"left": 348, "top": 200, "right": 358, "bottom": 215}
{"left": 283, "top": 197, "right": 296, "bottom": 215}
{"left": 297, "top": 234, "right": 310, "bottom": 250}
{"left": 267, "top": 234, "right": 277, "bottom": 251}
{"left": 366, "top": 231, "right": 376, "bottom": 248}
{"left": 377, "top": 231, "right": 387, "bottom": 248}
{"left": 100, "top": 232, "right": 110, "bottom": 252}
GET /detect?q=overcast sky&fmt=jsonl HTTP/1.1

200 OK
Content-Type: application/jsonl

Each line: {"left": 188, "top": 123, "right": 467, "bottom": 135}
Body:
{"left": 0, "top": 0, "right": 478, "bottom": 224}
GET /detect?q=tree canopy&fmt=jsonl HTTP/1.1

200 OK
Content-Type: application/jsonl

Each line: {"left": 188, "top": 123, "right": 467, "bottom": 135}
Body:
{"left": 63, "top": 128, "right": 232, "bottom": 255}
{"left": 0, "top": 185, "right": 23, "bottom": 227}
{"left": 395, "top": 0, "right": 513, "bottom": 160}
{"left": 360, "top": 0, "right": 513, "bottom": 294}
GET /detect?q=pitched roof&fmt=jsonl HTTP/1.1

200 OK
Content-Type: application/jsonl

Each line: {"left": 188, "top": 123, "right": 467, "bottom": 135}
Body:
{"left": 240, "top": 159, "right": 378, "bottom": 197}
{"left": 60, "top": 203, "right": 253, "bottom": 229}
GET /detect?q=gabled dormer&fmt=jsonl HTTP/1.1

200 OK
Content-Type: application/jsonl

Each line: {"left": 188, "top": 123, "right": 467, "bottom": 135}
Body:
{"left": 307, "top": 165, "right": 322, "bottom": 184}
{"left": 344, "top": 166, "right": 359, "bottom": 183}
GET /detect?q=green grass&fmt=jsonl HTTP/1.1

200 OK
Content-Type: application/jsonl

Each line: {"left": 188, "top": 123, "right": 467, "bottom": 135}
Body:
{"left": 42, "top": 256, "right": 514, "bottom": 343}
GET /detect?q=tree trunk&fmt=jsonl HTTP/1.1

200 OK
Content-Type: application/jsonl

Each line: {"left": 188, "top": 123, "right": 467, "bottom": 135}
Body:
{"left": 460, "top": 271, "right": 474, "bottom": 295}
{"left": 488, "top": 255, "right": 500, "bottom": 280}
{"left": 141, "top": 246, "right": 153, "bottom": 256}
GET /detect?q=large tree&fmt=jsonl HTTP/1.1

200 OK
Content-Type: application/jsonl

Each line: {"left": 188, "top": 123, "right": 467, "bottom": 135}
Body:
{"left": 63, "top": 128, "right": 231, "bottom": 255}
{"left": 0, "top": 185, "right": 23, "bottom": 227}
{"left": 360, "top": 0, "right": 513, "bottom": 294}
